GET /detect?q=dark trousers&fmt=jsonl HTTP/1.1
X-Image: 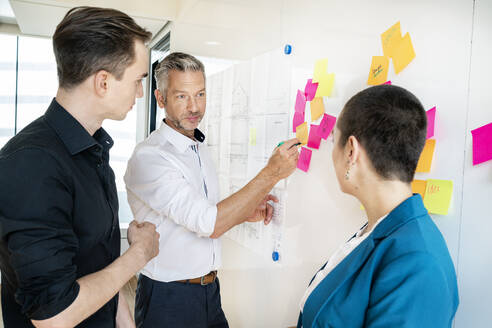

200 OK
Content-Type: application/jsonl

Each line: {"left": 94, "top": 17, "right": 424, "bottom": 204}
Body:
{"left": 135, "top": 274, "right": 229, "bottom": 328}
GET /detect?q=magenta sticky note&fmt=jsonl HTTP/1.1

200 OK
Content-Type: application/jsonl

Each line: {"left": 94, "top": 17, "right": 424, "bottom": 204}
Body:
{"left": 295, "top": 89, "right": 306, "bottom": 113}
{"left": 293, "top": 112, "right": 305, "bottom": 132}
{"left": 383, "top": 80, "right": 392, "bottom": 85}
{"left": 426, "top": 106, "right": 436, "bottom": 139}
{"left": 304, "top": 79, "right": 319, "bottom": 101}
{"left": 307, "top": 124, "right": 322, "bottom": 149}
{"left": 319, "top": 114, "right": 337, "bottom": 139}
{"left": 471, "top": 122, "right": 492, "bottom": 165}
{"left": 297, "top": 147, "right": 312, "bottom": 172}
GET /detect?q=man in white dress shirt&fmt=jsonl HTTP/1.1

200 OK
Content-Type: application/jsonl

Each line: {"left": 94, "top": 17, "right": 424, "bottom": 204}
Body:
{"left": 124, "top": 52, "right": 299, "bottom": 327}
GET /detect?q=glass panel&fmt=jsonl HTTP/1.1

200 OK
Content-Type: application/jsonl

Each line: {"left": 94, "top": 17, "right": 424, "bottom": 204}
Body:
{"left": 16, "top": 36, "right": 57, "bottom": 131}
{"left": 103, "top": 99, "right": 142, "bottom": 224}
{"left": 0, "top": 34, "right": 17, "bottom": 148}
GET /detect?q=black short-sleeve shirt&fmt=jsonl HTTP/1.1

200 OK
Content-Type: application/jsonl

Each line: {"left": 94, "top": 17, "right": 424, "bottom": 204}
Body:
{"left": 0, "top": 99, "right": 121, "bottom": 327}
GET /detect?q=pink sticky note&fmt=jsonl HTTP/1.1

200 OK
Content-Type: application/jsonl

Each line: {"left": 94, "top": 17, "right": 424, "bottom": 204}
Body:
{"left": 304, "top": 79, "right": 319, "bottom": 101}
{"left": 426, "top": 106, "right": 436, "bottom": 139}
{"left": 307, "top": 124, "right": 322, "bottom": 149}
{"left": 383, "top": 80, "right": 392, "bottom": 85}
{"left": 471, "top": 122, "right": 492, "bottom": 165}
{"left": 319, "top": 114, "right": 337, "bottom": 139}
{"left": 293, "top": 112, "right": 305, "bottom": 132}
{"left": 295, "top": 89, "right": 306, "bottom": 113}
{"left": 297, "top": 147, "right": 312, "bottom": 172}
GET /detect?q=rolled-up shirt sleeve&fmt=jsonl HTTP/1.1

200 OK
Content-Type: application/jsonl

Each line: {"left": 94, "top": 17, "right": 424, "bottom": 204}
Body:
{"left": 125, "top": 145, "right": 217, "bottom": 237}
{"left": 0, "top": 148, "right": 80, "bottom": 320}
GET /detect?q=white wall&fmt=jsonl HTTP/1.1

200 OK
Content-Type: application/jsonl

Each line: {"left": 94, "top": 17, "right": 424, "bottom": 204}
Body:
{"left": 157, "top": 0, "right": 489, "bottom": 326}
{"left": 456, "top": 0, "right": 492, "bottom": 326}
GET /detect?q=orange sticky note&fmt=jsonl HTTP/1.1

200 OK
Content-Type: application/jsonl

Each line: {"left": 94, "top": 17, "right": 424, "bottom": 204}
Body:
{"left": 313, "top": 58, "right": 328, "bottom": 83}
{"left": 296, "top": 122, "right": 308, "bottom": 145}
{"left": 416, "top": 139, "right": 436, "bottom": 173}
{"left": 411, "top": 180, "right": 427, "bottom": 198}
{"left": 367, "top": 56, "right": 390, "bottom": 86}
{"left": 423, "top": 179, "right": 453, "bottom": 215}
{"left": 381, "top": 21, "right": 402, "bottom": 58}
{"left": 392, "top": 33, "right": 416, "bottom": 74}
{"left": 310, "top": 97, "right": 324, "bottom": 121}
{"left": 315, "top": 73, "right": 335, "bottom": 97}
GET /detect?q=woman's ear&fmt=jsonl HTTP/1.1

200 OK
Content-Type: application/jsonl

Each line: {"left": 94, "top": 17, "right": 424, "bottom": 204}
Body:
{"left": 347, "top": 135, "right": 361, "bottom": 165}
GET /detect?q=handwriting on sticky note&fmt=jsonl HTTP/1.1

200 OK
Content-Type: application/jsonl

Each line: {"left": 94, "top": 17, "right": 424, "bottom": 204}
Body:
{"left": 297, "top": 147, "right": 312, "bottom": 172}
{"left": 295, "top": 89, "right": 306, "bottom": 113}
{"left": 392, "top": 32, "right": 416, "bottom": 74}
{"left": 315, "top": 73, "right": 335, "bottom": 98}
{"left": 367, "top": 56, "right": 390, "bottom": 86}
{"left": 310, "top": 97, "right": 324, "bottom": 122}
{"left": 471, "top": 122, "right": 492, "bottom": 165}
{"left": 426, "top": 107, "right": 436, "bottom": 139}
{"left": 411, "top": 180, "right": 427, "bottom": 198}
{"left": 292, "top": 112, "right": 305, "bottom": 133}
{"left": 381, "top": 21, "right": 402, "bottom": 58}
{"left": 304, "top": 79, "right": 318, "bottom": 101}
{"left": 416, "top": 139, "right": 436, "bottom": 172}
{"left": 313, "top": 59, "right": 328, "bottom": 83}
{"left": 319, "top": 114, "right": 336, "bottom": 140}
{"left": 296, "top": 122, "right": 308, "bottom": 145}
{"left": 423, "top": 179, "right": 453, "bottom": 215}
{"left": 307, "top": 124, "right": 321, "bottom": 149}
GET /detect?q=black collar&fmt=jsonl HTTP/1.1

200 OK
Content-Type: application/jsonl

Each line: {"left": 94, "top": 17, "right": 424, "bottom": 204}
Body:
{"left": 44, "top": 98, "right": 113, "bottom": 155}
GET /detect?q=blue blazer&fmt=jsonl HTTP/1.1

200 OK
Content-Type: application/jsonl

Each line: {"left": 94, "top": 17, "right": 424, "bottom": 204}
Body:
{"left": 298, "top": 195, "right": 459, "bottom": 328}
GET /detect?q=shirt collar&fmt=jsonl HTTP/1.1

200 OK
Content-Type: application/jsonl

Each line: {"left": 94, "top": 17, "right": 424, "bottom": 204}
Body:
{"left": 44, "top": 98, "right": 113, "bottom": 155}
{"left": 158, "top": 119, "right": 206, "bottom": 153}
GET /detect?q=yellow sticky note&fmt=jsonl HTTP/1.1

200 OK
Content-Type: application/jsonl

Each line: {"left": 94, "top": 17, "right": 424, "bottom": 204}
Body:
{"left": 367, "top": 56, "right": 390, "bottom": 86}
{"left": 411, "top": 179, "right": 427, "bottom": 198}
{"left": 423, "top": 179, "right": 453, "bottom": 215}
{"left": 315, "top": 73, "right": 335, "bottom": 98}
{"left": 310, "top": 97, "right": 324, "bottom": 121}
{"left": 392, "top": 33, "right": 416, "bottom": 74}
{"left": 296, "top": 122, "right": 308, "bottom": 145}
{"left": 249, "top": 127, "right": 256, "bottom": 146}
{"left": 416, "top": 139, "right": 436, "bottom": 173}
{"left": 313, "top": 58, "right": 328, "bottom": 83}
{"left": 381, "top": 21, "right": 402, "bottom": 58}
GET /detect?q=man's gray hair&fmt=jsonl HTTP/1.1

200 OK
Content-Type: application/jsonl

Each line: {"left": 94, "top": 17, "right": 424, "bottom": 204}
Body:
{"left": 155, "top": 52, "right": 205, "bottom": 101}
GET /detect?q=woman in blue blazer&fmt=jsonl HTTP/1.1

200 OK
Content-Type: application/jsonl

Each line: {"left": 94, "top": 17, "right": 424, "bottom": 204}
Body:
{"left": 297, "top": 85, "right": 459, "bottom": 328}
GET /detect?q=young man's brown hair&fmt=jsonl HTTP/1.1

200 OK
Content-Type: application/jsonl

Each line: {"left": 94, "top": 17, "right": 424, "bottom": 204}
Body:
{"left": 53, "top": 6, "right": 152, "bottom": 89}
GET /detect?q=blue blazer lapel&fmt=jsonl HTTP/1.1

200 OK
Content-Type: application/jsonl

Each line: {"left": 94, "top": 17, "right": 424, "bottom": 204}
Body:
{"left": 301, "top": 236, "right": 375, "bottom": 328}
{"left": 300, "top": 194, "right": 428, "bottom": 328}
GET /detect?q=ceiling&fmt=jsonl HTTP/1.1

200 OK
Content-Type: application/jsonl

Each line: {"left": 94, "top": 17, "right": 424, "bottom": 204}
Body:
{"left": 7, "top": 0, "right": 177, "bottom": 37}
{"left": 3, "top": 0, "right": 285, "bottom": 60}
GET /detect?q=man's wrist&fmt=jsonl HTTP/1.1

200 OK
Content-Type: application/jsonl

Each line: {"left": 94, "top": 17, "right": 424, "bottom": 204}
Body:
{"left": 125, "top": 243, "right": 148, "bottom": 270}
{"left": 259, "top": 165, "right": 280, "bottom": 184}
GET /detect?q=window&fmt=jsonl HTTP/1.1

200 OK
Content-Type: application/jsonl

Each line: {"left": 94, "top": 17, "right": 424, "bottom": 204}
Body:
{"left": 0, "top": 34, "right": 17, "bottom": 148}
{"left": 1, "top": 33, "right": 139, "bottom": 226}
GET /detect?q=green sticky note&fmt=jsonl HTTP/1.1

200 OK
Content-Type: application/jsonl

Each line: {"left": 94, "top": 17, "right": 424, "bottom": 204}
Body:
{"left": 423, "top": 179, "right": 453, "bottom": 215}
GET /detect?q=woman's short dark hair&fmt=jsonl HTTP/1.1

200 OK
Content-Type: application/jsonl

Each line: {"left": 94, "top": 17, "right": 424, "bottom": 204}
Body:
{"left": 337, "top": 85, "right": 427, "bottom": 183}
{"left": 53, "top": 6, "right": 152, "bottom": 89}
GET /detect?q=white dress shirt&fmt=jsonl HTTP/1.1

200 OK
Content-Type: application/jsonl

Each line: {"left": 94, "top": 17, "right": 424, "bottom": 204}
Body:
{"left": 299, "top": 214, "right": 388, "bottom": 312}
{"left": 124, "top": 121, "right": 221, "bottom": 282}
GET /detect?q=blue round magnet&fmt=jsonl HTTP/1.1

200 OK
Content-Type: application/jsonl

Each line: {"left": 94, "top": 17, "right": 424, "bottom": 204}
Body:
{"left": 272, "top": 251, "right": 279, "bottom": 261}
{"left": 284, "top": 44, "right": 292, "bottom": 55}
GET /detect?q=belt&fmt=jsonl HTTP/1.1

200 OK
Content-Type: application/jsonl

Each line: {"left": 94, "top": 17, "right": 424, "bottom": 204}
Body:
{"left": 176, "top": 271, "right": 217, "bottom": 285}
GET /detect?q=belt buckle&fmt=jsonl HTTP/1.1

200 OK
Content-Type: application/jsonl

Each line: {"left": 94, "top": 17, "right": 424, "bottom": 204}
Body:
{"left": 200, "top": 271, "right": 215, "bottom": 286}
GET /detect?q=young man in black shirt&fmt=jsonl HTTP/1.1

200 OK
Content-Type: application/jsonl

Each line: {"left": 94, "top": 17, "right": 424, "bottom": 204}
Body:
{"left": 0, "top": 7, "right": 160, "bottom": 328}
